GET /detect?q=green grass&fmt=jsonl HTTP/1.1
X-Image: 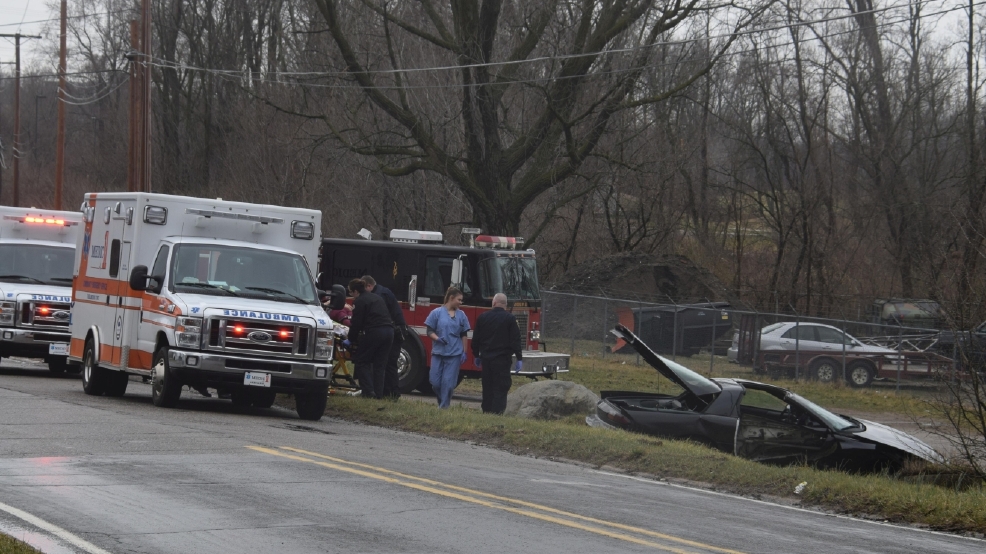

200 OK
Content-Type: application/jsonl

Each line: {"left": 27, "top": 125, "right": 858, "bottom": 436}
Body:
{"left": 0, "top": 533, "right": 42, "bottom": 554}
{"left": 316, "top": 395, "right": 986, "bottom": 534}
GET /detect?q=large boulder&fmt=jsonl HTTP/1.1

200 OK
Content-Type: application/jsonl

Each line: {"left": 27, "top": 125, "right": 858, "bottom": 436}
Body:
{"left": 505, "top": 380, "right": 599, "bottom": 420}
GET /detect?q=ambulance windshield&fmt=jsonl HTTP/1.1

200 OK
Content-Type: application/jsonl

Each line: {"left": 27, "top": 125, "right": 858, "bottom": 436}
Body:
{"left": 170, "top": 244, "right": 318, "bottom": 305}
{"left": 480, "top": 256, "right": 540, "bottom": 300}
{"left": 0, "top": 244, "right": 74, "bottom": 286}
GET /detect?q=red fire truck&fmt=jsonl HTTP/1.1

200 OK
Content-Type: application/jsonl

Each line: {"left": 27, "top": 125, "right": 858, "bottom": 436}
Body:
{"left": 318, "top": 229, "right": 570, "bottom": 393}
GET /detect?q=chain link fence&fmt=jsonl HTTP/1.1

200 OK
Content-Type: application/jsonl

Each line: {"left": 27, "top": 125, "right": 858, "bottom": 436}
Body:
{"left": 541, "top": 290, "right": 958, "bottom": 389}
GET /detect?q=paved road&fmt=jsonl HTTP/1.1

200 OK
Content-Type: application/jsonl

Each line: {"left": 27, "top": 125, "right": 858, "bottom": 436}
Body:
{"left": 0, "top": 360, "right": 982, "bottom": 554}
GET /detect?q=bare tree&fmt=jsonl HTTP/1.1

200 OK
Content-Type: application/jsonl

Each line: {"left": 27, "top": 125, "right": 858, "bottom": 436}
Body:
{"left": 306, "top": 0, "right": 772, "bottom": 235}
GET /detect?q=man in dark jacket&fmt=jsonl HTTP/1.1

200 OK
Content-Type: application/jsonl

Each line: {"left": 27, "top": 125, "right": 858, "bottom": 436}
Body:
{"left": 471, "top": 293, "right": 523, "bottom": 414}
{"left": 362, "top": 275, "right": 407, "bottom": 399}
{"left": 347, "top": 278, "right": 394, "bottom": 399}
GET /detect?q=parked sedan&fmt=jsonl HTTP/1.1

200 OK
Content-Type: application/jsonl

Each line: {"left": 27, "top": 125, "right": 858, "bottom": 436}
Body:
{"left": 587, "top": 325, "right": 943, "bottom": 472}
{"left": 757, "top": 322, "right": 898, "bottom": 386}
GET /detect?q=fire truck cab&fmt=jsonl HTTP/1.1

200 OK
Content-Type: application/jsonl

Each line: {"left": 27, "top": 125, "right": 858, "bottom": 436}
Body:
{"left": 69, "top": 193, "right": 333, "bottom": 420}
{"left": 319, "top": 229, "right": 570, "bottom": 393}
{"left": 0, "top": 206, "right": 82, "bottom": 373}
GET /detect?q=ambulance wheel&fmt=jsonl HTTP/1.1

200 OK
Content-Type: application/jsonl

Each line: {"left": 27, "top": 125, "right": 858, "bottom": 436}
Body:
{"left": 252, "top": 389, "right": 277, "bottom": 409}
{"left": 81, "top": 339, "right": 107, "bottom": 396}
{"left": 104, "top": 370, "right": 129, "bottom": 397}
{"left": 48, "top": 357, "right": 67, "bottom": 374}
{"left": 296, "top": 388, "right": 327, "bottom": 421}
{"left": 399, "top": 343, "right": 426, "bottom": 394}
{"left": 151, "top": 347, "right": 182, "bottom": 408}
{"left": 230, "top": 389, "right": 252, "bottom": 408}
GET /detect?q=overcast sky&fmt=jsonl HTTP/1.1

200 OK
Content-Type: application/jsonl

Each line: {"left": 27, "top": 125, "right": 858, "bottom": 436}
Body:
{"left": 0, "top": 0, "right": 54, "bottom": 68}
{"left": 0, "top": 0, "right": 973, "bottom": 74}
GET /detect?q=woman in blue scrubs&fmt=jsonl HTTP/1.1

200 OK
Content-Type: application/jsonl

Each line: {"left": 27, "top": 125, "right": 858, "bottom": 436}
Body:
{"left": 425, "top": 287, "right": 471, "bottom": 408}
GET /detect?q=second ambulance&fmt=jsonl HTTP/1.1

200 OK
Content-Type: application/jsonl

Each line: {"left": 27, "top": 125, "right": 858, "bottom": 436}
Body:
{"left": 69, "top": 193, "right": 334, "bottom": 420}
{"left": 0, "top": 206, "right": 82, "bottom": 373}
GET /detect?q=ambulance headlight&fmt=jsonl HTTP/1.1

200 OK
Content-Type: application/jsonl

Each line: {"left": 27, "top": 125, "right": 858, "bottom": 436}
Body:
{"left": 315, "top": 329, "right": 334, "bottom": 360}
{"left": 176, "top": 317, "right": 202, "bottom": 348}
{"left": 0, "top": 301, "right": 16, "bottom": 325}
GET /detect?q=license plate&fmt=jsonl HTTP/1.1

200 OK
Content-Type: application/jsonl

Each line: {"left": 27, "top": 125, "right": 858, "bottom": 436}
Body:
{"left": 243, "top": 372, "right": 271, "bottom": 387}
{"left": 48, "top": 343, "right": 69, "bottom": 356}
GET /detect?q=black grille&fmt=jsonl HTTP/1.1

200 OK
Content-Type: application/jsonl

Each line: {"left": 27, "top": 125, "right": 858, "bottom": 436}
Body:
{"left": 34, "top": 333, "right": 69, "bottom": 342}
{"left": 225, "top": 358, "right": 292, "bottom": 373}
{"left": 513, "top": 311, "right": 529, "bottom": 349}
{"left": 203, "top": 316, "right": 313, "bottom": 360}
{"left": 18, "top": 302, "right": 71, "bottom": 329}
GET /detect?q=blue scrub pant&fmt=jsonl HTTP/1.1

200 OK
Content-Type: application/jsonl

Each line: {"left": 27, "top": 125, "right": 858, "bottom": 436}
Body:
{"left": 429, "top": 354, "right": 461, "bottom": 409}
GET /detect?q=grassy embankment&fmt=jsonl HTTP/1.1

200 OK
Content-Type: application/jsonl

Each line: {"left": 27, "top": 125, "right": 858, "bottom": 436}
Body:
{"left": 312, "top": 339, "right": 982, "bottom": 533}
{"left": 0, "top": 533, "right": 42, "bottom": 554}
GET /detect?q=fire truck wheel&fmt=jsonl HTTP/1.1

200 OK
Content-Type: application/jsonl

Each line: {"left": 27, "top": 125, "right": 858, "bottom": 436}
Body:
{"left": 104, "top": 370, "right": 129, "bottom": 397}
{"left": 809, "top": 358, "right": 838, "bottom": 383}
{"left": 846, "top": 361, "right": 875, "bottom": 388}
{"left": 398, "top": 344, "right": 426, "bottom": 394}
{"left": 151, "top": 347, "right": 183, "bottom": 408}
{"left": 81, "top": 339, "right": 107, "bottom": 396}
{"left": 251, "top": 390, "right": 277, "bottom": 409}
{"left": 296, "top": 389, "right": 327, "bottom": 421}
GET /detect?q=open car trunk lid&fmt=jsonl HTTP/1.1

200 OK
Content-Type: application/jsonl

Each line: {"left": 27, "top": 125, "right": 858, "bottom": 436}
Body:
{"left": 611, "top": 324, "right": 722, "bottom": 398}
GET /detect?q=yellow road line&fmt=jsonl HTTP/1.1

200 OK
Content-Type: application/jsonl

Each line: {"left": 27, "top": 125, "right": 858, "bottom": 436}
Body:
{"left": 246, "top": 445, "right": 743, "bottom": 554}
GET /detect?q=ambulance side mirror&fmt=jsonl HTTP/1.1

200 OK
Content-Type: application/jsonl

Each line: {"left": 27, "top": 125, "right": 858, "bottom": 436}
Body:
{"left": 129, "top": 265, "right": 163, "bottom": 294}
{"left": 129, "top": 265, "right": 150, "bottom": 291}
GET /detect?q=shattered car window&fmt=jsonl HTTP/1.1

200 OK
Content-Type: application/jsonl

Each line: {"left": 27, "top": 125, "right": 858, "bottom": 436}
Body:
{"left": 786, "top": 392, "right": 857, "bottom": 431}
{"left": 740, "top": 389, "right": 787, "bottom": 411}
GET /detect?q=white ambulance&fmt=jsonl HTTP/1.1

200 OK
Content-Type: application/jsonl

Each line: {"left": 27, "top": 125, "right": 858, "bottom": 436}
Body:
{"left": 69, "top": 193, "right": 334, "bottom": 420}
{"left": 0, "top": 206, "right": 82, "bottom": 373}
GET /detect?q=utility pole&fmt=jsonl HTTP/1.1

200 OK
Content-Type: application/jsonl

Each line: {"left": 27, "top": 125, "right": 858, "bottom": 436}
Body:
{"left": 0, "top": 33, "right": 42, "bottom": 207}
{"left": 55, "top": 0, "right": 67, "bottom": 210}
{"left": 0, "top": 60, "right": 13, "bottom": 201}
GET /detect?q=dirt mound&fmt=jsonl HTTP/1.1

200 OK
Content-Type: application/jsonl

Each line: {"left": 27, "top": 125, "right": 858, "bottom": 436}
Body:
{"left": 547, "top": 251, "right": 737, "bottom": 304}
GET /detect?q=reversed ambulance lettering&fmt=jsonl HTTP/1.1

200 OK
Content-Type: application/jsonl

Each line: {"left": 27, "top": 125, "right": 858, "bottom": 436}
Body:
{"left": 222, "top": 309, "right": 301, "bottom": 322}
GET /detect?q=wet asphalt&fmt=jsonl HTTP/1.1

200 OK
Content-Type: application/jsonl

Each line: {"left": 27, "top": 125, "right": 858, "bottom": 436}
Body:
{"left": 0, "top": 358, "right": 983, "bottom": 554}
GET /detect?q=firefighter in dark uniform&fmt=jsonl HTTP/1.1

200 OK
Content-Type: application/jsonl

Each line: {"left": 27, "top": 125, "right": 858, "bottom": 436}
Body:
{"left": 362, "top": 275, "right": 406, "bottom": 399}
{"left": 346, "top": 278, "right": 394, "bottom": 399}
{"left": 471, "top": 293, "right": 523, "bottom": 414}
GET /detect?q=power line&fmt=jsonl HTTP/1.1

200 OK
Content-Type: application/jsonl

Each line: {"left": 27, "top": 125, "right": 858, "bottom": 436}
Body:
{"left": 143, "top": 1, "right": 977, "bottom": 91}
{"left": 146, "top": 0, "right": 961, "bottom": 80}
{"left": 0, "top": 10, "right": 131, "bottom": 29}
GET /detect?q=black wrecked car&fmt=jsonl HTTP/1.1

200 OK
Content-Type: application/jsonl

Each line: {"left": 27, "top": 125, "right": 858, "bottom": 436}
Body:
{"left": 587, "top": 324, "right": 943, "bottom": 472}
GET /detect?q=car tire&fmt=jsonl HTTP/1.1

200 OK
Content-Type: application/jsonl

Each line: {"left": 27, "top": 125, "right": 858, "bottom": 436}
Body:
{"left": 48, "top": 357, "right": 67, "bottom": 374}
{"left": 296, "top": 387, "right": 328, "bottom": 421}
{"left": 151, "top": 347, "right": 182, "bottom": 408}
{"left": 399, "top": 342, "right": 425, "bottom": 394}
{"left": 81, "top": 339, "right": 107, "bottom": 396}
{"left": 104, "top": 370, "right": 129, "bottom": 397}
{"left": 846, "top": 361, "right": 875, "bottom": 388}
{"left": 251, "top": 389, "right": 277, "bottom": 409}
{"left": 810, "top": 358, "right": 838, "bottom": 384}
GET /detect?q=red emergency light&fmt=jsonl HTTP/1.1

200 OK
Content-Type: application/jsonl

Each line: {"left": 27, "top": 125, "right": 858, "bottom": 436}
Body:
{"left": 279, "top": 329, "right": 289, "bottom": 338}
{"left": 233, "top": 325, "right": 244, "bottom": 334}
{"left": 39, "top": 307, "right": 50, "bottom": 315}
{"left": 474, "top": 235, "right": 524, "bottom": 250}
